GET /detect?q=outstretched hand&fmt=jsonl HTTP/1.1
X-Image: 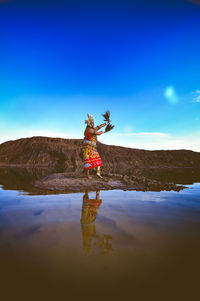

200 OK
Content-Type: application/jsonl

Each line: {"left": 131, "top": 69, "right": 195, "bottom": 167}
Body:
{"left": 101, "top": 110, "right": 114, "bottom": 133}
{"left": 104, "top": 123, "right": 115, "bottom": 133}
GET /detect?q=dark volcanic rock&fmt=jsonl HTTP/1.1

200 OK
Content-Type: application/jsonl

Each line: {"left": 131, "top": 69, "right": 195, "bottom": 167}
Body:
{"left": 34, "top": 171, "right": 186, "bottom": 192}
{"left": 35, "top": 172, "right": 128, "bottom": 192}
{"left": 0, "top": 136, "right": 82, "bottom": 171}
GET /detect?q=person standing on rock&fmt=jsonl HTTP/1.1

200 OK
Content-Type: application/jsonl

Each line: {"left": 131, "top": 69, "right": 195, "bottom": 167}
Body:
{"left": 82, "top": 113, "right": 107, "bottom": 179}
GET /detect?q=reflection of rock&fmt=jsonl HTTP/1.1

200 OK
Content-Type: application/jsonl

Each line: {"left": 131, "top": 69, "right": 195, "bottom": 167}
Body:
{"left": 80, "top": 191, "right": 113, "bottom": 255}
{"left": 0, "top": 166, "right": 192, "bottom": 193}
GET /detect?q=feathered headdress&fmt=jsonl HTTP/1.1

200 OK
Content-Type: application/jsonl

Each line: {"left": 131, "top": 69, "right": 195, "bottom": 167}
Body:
{"left": 85, "top": 113, "right": 94, "bottom": 127}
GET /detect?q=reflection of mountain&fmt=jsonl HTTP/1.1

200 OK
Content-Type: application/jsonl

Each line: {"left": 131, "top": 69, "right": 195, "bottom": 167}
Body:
{"left": 80, "top": 191, "right": 113, "bottom": 255}
{"left": 127, "top": 167, "right": 200, "bottom": 185}
{"left": 1, "top": 165, "right": 200, "bottom": 195}
{"left": 0, "top": 167, "right": 53, "bottom": 194}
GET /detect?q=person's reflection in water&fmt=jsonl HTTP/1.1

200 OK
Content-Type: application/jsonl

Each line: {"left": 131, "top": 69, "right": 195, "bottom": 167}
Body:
{"left": 80, "top": 190, "right": 113, "bottom": 255}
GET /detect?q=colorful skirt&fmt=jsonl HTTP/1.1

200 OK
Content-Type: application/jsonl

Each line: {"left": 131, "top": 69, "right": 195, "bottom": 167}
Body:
{"left": 81, "top": 140, "right": 103, "bottom": 170}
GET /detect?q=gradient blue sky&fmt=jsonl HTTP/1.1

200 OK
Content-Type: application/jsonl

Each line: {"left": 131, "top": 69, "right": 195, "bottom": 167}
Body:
{"left": 1, "top": 0, "right": 200, "bottom": 150}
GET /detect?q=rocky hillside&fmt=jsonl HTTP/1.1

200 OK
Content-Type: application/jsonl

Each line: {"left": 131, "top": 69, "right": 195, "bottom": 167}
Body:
{"left": 0, "top": 136, "right": 200, "bottom": 173}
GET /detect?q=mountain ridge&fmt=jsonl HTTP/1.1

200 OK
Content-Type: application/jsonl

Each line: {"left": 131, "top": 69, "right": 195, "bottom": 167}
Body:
{"left": 0, "top": 136, "right": 199, "bottom": 173}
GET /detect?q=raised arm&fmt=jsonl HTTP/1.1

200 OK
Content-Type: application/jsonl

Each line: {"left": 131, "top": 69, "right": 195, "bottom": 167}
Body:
{"left": 94, "top": 122, "right": 107, "bottom": 131}
{"left": 87, "top": 127, "right": 104, "bottom": 136}
{"left": 95, "top": 130, "right": 104, "bottom": 135}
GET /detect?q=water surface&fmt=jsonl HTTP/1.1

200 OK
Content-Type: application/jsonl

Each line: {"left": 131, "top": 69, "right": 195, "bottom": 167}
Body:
{"left": 0, "top": 167, "right": 200, "bottom": 299}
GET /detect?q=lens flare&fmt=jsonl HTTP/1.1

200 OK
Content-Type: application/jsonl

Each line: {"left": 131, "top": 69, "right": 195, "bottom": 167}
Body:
{"left": 164, "top": 86, "right": 179, "bottom": 105}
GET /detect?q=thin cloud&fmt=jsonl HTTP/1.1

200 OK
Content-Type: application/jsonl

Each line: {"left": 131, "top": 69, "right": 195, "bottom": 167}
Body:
{"left": 193, "top": 90, "right": 200, "bottom": 102}
{"left": 101, "top": 131, "right": 200, "bottom": 152}
{"left": 113, "top": 132, "right": 169, "bottom": 137}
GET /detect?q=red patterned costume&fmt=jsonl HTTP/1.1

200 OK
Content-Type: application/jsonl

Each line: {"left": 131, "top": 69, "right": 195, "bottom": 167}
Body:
{"left": 82, "top": 127, "right": 103, "bottom": 170}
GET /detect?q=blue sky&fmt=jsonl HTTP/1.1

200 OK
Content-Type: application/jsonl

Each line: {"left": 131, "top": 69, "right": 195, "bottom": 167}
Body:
{"left": 0, "top": 0, "right": 200, "bottom": 151}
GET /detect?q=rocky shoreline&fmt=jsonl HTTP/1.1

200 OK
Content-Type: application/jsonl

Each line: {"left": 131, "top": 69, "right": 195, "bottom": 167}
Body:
{"left": 34, "top": 171, "right": 187, "bottom": 192}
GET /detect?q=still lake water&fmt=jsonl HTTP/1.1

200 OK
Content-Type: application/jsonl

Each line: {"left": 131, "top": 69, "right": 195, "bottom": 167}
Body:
{"left": 0, "top": 167, "right": 200, "bottom": 299}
